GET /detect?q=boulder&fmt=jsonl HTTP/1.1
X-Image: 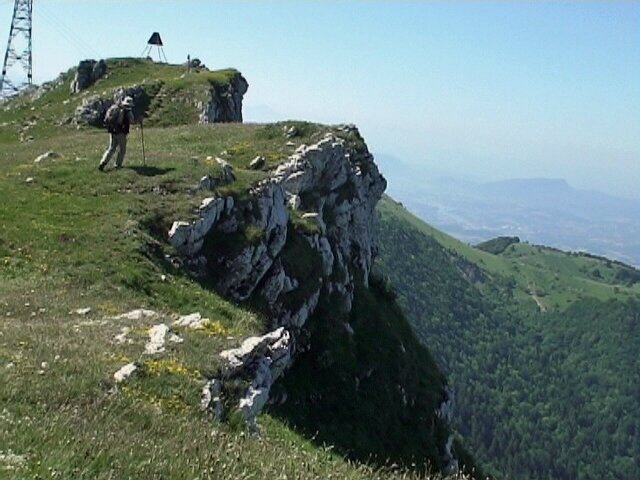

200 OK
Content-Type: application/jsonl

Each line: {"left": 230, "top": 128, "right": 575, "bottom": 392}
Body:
{"left": 114, "top": 363, "right": 137, "bottom": 383}
{"left": 144, "top": 324, "right": 169, "bottom": 355}
{"left": 219, "top": 327, "right": 292, "bottom": 428}
{"left": 173, "top": 312, "right": 209, "bottom": 329}
{"left": 113, "top": 308, "right": 157, "bottom": 321}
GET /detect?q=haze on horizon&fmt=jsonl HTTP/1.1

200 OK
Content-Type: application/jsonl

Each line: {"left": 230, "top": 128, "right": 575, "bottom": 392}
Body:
{"left": 1, "top": 0, "right": 638, "bottom": 198}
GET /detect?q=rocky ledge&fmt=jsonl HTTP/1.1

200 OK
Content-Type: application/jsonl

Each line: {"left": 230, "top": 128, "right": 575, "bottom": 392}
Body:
{"left": 169, "top": 125, "right": 386, "bottom": 426}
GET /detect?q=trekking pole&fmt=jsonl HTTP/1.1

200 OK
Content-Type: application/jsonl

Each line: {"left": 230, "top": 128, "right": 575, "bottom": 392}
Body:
{"left": 140, "top": 119, "right": 146, "bottom": 166}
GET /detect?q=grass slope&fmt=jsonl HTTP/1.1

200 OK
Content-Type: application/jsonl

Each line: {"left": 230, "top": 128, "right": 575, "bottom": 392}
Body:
{"left": 0, "top": 60, "right": 474, "bottom": 479}
{"left": 381, "top": 196, "right": 640, "bottom": 311}
{"left": 376, "top": 196, "right": 640, "bottom": 480}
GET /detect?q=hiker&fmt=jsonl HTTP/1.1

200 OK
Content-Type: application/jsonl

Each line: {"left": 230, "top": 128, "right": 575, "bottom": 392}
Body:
{"left": 98, "top": 96, "right": 135, "bottom": 171}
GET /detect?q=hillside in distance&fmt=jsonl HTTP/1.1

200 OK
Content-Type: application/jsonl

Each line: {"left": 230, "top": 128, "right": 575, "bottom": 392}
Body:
{"left": 375, "top": 196, "right": 640, "bottom": 480}
{"left": 377, "top": 154, "right": 640, "bottom": 267}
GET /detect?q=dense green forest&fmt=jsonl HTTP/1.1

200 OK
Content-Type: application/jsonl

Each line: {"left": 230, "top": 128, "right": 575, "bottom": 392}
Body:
{"left": 375, "top": 197, "right": 640, "bottom": 480}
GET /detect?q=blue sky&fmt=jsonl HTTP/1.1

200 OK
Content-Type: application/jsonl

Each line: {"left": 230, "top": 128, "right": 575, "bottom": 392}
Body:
{"left": 2, "top": 1, "right": 639, "bottom": 198}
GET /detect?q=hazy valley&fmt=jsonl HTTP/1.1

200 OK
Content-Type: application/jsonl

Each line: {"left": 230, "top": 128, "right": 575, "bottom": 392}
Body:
{"left": 378, "top": 154, "right": 640, "bottom": 267}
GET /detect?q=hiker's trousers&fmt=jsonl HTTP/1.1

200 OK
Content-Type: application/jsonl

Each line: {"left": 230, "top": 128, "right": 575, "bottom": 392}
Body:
{"left": 100, "top": 133, "right": 128, "bottom": 168}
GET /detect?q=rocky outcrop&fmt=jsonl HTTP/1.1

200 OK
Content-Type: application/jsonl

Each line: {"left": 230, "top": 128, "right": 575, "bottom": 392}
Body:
{"left": 169, "top": 125, "right": 386, "bottom": 426}
{"left": 169, "top": 126, "right": 385, "bottom": 308}
{"left": 198, "top": 72, "right": 248, "bottom": 123}
{"left": 74, "top": 85, "right": 149, "bottom": 126}
{"left": 166, "top": 124, "right": 461, "bottom": 473}
{"left": 169, "top": 196, "right": 235, "bottom": 257}
{"left": 70, "top": 59, "right": 107, "bottom": 93}
{"left": 219, "top": 327, "right": 292, "bottom": 427}
{"left": 73, "top": 70, "right": 248, "bottom": 127}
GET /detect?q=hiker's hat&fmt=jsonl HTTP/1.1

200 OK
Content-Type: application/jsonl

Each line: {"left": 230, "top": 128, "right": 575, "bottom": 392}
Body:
{"left": 121, "top": 96, "right": 134, "bottom": 108}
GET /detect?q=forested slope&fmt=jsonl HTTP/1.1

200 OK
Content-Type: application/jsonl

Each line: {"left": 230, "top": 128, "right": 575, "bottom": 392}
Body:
{"left": 375, "top": 197, "right": 640, "bottom": 480}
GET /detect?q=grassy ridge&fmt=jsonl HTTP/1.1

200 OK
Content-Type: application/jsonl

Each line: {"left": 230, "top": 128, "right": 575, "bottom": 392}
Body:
{"left": 0, "top": 120, "right": 338, "bottom": 477}
{"left": 1, "top": 63, "right": 474, "bottom": 476}
{"left": 379, "top": 197, "right": 640, "bottom": 312}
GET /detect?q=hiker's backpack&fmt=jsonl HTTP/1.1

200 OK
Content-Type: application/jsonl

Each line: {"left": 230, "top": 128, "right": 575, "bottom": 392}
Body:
{"left": 103, "top": 104, "right": 122, "bottom": 131}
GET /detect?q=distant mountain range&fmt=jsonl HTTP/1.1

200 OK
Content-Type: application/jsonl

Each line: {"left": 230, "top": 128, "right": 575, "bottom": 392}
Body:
{"left": 377, "top": 154, "right": 640, "bottom": 267}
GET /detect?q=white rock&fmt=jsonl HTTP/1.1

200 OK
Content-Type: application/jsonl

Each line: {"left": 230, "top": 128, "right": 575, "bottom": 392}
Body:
{"left": 168, "top": 333, "right": 183, "bottom": 344}
{"left": 33, "top": 151, "right": 59, "bottom": 164}
{"left": 173, "top": 312, "right": 209, "bottom": 329}
{"left": 220, "top": 327, "right": 290, "bottom": 372}
{"left": 114, "top": 309, "right": 157, "bottom": 321}
{"left": 73, "top": 307, "right": 91, "bottom": 315}
{"left": 114, "top": 363, "right": 137, "bottom": 383}
{"left": 221, "top": 328, "right": 292, "bottom": 427}
{"left": 114, "top": 327, "right": 131, "bottom": 344}
{"left": 145, "top": 324, "right": 169, "bottom": 355}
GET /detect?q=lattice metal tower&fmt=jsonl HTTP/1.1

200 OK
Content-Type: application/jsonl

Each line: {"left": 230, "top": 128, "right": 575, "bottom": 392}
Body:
{"left": 1, "top": 0, "right": 33, "bottom": 98}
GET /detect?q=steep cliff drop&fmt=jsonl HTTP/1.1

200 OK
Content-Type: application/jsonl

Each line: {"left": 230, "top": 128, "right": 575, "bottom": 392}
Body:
{"left": 168, "top": 125, "right": 464, "bottom": 475}
{"left": 169, "top": 127, "right": 385, "bottom": 415}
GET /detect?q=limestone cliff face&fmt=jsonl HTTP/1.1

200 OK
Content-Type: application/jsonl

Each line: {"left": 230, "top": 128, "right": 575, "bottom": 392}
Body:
{"left": 170, "top": 126, "right": 385, "bottom": 317}
{"left": 198, "top": 72, "right": 248, "bottom": 123}
{"left": 169, "top": 125, "right": 385, "bottom": 418}
{"left": 70, "top": 59, "right": 107, "bottom": 94}
{"left": 168, "top": 125, "right": 461, "bottom": 473}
